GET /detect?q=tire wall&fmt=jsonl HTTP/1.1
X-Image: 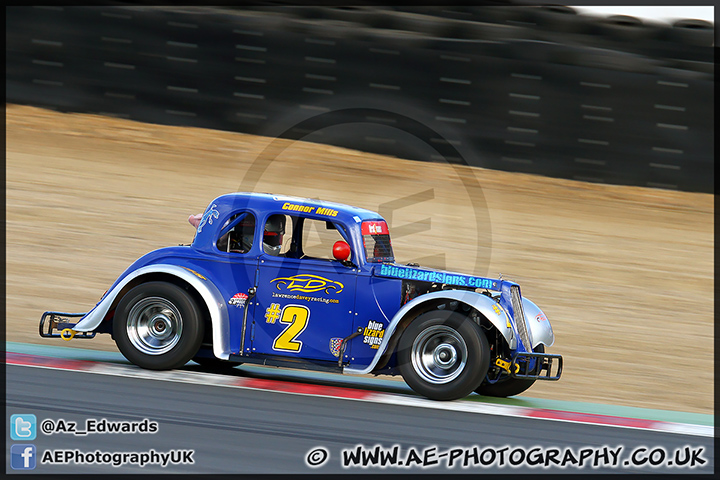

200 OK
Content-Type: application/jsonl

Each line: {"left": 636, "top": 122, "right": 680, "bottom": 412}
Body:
{"left": 6, "top": 6, "right": 714, "bottom": 192}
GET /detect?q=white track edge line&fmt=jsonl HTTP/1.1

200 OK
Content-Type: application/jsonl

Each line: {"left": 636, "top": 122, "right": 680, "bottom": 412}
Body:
{"left": 7, "top": 362, "right": 713, "bottom": 438}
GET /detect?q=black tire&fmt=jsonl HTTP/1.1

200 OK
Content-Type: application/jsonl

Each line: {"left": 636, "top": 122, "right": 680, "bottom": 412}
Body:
{"left": 475, "top": 344, "right": 545, "bottom": 397}
{"left": 114, "top": 281, "right": 204, "bottom": 370}
{"left": 192, "top": 356, "right": 242, "bottom": 370}
{"left": 398, "top": 311, "right": 490, "bottom": 401}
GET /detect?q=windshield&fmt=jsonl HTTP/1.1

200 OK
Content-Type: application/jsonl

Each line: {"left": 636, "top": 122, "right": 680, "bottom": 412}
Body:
{"left": 361, "top": 220, "right": 394, "bottom": 263}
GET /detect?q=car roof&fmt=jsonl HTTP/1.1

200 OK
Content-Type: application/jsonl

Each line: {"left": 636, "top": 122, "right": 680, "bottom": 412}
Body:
{"left": 191, "top": 192, "right": 387, "bottom": 255}
{"left": 211, "top": 192, "right": 384, "bottom": 224}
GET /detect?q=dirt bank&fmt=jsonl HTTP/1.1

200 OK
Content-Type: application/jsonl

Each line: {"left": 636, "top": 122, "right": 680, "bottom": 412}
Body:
{"left": 6, "top": 104, "right": 713, "bottom": 414}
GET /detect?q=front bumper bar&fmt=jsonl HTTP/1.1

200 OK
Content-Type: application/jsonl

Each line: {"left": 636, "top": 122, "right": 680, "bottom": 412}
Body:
{"left": 510, "top": 351, "right": 563, "bottom": 381}
{"left": 39, "top": 311, "right": 95, "bottom": 340}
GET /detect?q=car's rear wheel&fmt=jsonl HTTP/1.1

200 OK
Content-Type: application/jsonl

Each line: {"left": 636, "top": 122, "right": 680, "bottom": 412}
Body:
{"left": 475, "top": 344, "right": 545, "bottom": 397}
{"left": 398, "top": 311, "right": 490, "bottom": 401}
{"left": 114, "top": 281, "right": 204, "bottom": 370}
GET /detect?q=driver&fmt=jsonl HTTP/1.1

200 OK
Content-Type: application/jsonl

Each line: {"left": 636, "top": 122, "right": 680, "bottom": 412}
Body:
{"left": 189, "top": 212, "right": 285, "bottom": 255}
{"left": 262, "top": 214, "right": 285, "bottom": 256}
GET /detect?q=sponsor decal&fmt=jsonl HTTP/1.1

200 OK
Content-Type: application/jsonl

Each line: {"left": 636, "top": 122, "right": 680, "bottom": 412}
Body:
{"left": 377, "top": 264, "right": 499, "bottom": 290}
{"left": 282, "top": 202, "right": 315, "bottom": 213}
{"left": 197, "top": 204, "right": 219, "bottom": 233}
{"left": 361, "top": 220, "right": 389, "bottom": 235}
{"left": 228, "top": 292, "right": 248, "bottom": 308}
{"left": 329, "top": 337, "right": 343, "bottom": 357}
{"left": 265, "top": 303, "right": 281, "bottom": 323}
{"left": 182, "top": 267, "right": 207, "bottom": 280}
{"left": 271, "top": 292, "right": 339, "bottom": 304}
{"left": 271, "top": 274, "right": 344, "bottom": 294}
{"left": 316, "top": 207, "right": 339, "bottom": 217}
{"left": 280, "top": 202, "right": 338, "bottom": 217}
{"left": 535, "top": 312, "right": 548, "bottom": 323}
{"left": 363, "top": 320, "right": 385, "bottom": 349}
{"left": 490, "top": 304, "right": 512, "bottom": 329}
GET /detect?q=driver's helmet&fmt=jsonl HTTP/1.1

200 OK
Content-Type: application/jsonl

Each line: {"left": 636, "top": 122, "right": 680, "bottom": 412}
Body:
{"left": 263, "top": 214, "right": 285, "bottom": 256}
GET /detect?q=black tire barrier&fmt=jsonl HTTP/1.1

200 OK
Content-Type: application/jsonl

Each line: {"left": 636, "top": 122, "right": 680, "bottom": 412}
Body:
{"left": 6, "top": 6, "right": 714, "bottom": 193}
{"left": 322, "top": 6, "right": 376, "bottom": 25}
{"left": 670, "top": 19, "right": 714, "bottom": 47}
{"left": 593, "top": 15, "right": 656, "bottom": 42}
{"left": 282, "top": 6, "right": 329, "bottom": 21}
{"left": 530, "top": 5, "right": 585, "bottom": 33}
{"left": 384, "top": 11, "right": 451, "bottom": 37}
{"left": 461, "top": 6, "right": 520, "bottom": 26}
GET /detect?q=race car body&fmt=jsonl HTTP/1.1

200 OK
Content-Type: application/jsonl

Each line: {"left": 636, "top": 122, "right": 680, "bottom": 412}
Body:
{"left": 41, "top": 192, "right": 562, "bottom": 400}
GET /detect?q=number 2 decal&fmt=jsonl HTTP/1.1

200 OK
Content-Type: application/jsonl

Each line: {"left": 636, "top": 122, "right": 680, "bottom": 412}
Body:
{"left": 272, "top": 305, "right": 310, "bottom": 352}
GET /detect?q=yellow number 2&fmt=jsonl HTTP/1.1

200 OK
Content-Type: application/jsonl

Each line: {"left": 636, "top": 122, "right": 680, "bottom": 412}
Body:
{"left": 272, "top": 305, "right": 310, "bottom": 353}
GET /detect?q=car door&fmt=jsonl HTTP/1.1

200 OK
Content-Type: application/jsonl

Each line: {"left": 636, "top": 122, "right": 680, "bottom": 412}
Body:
{"left": 202, "top": 210, "right": 260, "bottom": 355}
{"left": 250, "top": 215, "right": 358, "bottom": 362}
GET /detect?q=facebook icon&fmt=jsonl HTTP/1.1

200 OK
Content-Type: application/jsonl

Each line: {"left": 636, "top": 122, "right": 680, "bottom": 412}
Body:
{"left": 11, "top": 444, "right": 36, "bottom": 470}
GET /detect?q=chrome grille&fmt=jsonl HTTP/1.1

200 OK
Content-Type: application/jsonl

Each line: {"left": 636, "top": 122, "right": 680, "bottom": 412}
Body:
{"left": 510, "top": 286, "right": 533, "bottom": 352}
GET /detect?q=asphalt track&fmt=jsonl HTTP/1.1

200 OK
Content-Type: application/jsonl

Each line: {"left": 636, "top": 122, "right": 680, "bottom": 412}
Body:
{"left": 5, "top": 345, "right": 714, "bottom": 474}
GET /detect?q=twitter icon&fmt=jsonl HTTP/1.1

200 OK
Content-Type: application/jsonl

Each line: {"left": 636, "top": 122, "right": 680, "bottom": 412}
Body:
{"left": 11, "top": 414, "right": 36, "bottom": 440}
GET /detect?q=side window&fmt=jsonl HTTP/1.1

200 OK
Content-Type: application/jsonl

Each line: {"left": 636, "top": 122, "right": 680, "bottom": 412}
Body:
{"left": 300, "top": 218, "right": 348, "bottom": 261}
{"left": 262, "top": 214, "right": 294, "bottom": 256}
{"left": 217, "top": 212, "right": 255, "bottom": 254}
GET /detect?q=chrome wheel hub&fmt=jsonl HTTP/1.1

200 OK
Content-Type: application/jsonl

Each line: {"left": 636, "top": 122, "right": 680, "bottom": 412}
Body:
{"left": 433, "top": 343, "right": 458, "bottom": 368}
{"left": 411, "top": 325, "right": 468, "bottom": 384}
{"left": 126, "top": 297, "right": 183, "bottom": 355}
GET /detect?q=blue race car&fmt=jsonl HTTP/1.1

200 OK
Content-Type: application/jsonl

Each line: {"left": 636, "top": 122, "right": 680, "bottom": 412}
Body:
{"left": 40, "top": 192, "right": 562, "bottom": 400}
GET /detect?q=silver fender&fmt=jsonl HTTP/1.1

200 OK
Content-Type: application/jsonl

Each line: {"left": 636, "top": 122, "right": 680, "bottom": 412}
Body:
{"left": 72, "top": 265, "right": 231, "bottom": 360}
{"left": 522, "top": 297, "right": 555, "bottom": 348}
{"left": 344, "top": 290, "right": 515, "bottom": 375}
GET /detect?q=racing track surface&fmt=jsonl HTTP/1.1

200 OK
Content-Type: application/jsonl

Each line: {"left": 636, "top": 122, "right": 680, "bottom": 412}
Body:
{"left": 6, "top": 362, "right": 713, "bottom": 474}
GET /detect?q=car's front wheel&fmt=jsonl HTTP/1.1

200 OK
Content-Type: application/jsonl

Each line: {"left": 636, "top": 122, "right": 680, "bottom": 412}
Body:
{"left": 398, "top": 311, "right": 490, "bottom": 401}
{"left": 114, "top": 281, "right": 204, "bottom": 370}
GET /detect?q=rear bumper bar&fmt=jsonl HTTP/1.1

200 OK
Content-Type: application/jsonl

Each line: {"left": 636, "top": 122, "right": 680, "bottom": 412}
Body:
{"left": 510, "top": 351, "right": 563, "bottom": 381}
{"left": 39, "top": 311, "right": 95, "bottom": 339}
